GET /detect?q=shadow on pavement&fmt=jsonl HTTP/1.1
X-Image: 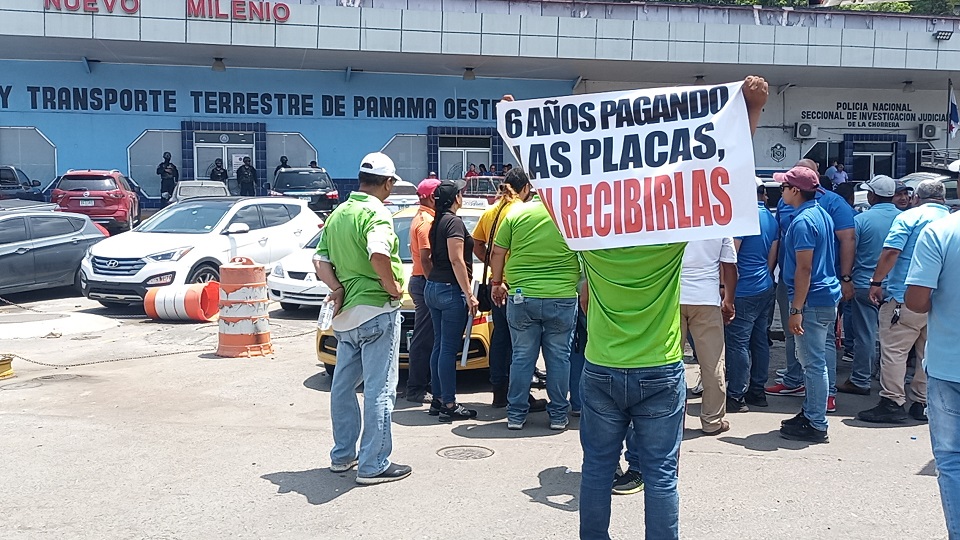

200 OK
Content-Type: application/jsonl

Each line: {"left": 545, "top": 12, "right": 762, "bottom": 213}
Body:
{"left": 303, "top": 372, "right": 332, "bottom": 392}
{"left": 261, "top": 468, "right": 357, "bottom": 505}
{"left": 522, "top": 466, "right": 580, "bottom": 512}
{"left": 718, "top": 429, "right": 824, "bottom": 451}
{"left": 919, "top": 459, "right": 937, "bottom": 477}
{"left": 450, "top": 418, "right": 567, "bottom": 439}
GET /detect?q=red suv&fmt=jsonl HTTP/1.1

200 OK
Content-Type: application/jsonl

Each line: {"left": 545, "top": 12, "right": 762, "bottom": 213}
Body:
{"left": 51, "top": 170, "right": 140, "bottom": 232}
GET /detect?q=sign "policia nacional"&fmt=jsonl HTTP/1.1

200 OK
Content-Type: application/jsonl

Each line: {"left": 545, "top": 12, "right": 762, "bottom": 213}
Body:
{"left": 800, "top": 102, "right": 950, "bottom": 129}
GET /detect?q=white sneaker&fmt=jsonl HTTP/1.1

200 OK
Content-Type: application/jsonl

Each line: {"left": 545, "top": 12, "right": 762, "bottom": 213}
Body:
{"left": 691, "top": 381, "right": 703, "bottom": 395}
{"left": 776, "top": 368, "right": 787, "bottom": 377}
{"left": 330, "top": 459, "right": 358, "bottom": 473}
{"left": 550, "top": 418, "right": 569, "bottom": 430}
{"left": 507, "top": 421, "right": 524, "bottom": 430}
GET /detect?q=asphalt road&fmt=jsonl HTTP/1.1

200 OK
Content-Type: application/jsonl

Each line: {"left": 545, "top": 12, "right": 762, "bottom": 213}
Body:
{"left": 0, "top": 288, "right": 946, "bottom": 539}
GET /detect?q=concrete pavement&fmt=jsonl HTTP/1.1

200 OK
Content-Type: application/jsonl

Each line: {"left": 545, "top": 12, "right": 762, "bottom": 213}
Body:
{"left": 0, "top": 288, "right": 946, "bottom": 539}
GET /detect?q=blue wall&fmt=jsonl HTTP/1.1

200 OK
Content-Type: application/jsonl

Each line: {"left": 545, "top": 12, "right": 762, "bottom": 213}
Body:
{"left": 0, "top": 60, "right": 569, "bottom": 189}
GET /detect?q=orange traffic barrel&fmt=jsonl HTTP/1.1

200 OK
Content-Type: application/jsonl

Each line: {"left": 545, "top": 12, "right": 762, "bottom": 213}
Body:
{"left": 0, "top": 354, "right": 14, "bottom": 380}
{"left": 216, "top": 257, "right": 273, "bottom": 357}
{"left": 144, "top": 282, "right": 220, "bottom": 322}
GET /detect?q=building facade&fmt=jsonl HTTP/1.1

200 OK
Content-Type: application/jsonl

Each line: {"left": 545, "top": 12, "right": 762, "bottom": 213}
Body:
{"left": 1, "top": 0, "right": 958, "bottom": 204}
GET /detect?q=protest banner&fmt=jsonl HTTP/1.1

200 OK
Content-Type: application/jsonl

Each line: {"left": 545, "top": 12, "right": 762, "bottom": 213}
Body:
{"left": 497, "top": 82, "right": 760, "bottom": 251}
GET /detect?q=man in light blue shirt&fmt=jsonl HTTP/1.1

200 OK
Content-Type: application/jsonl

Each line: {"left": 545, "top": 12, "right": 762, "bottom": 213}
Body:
{"left": 905, "top": 211, "right": 960, "bottom": 538}
{"left": 725, "top": 178, "right": 779, "bottom": 410}
{"left": 836, "top": 176, "right": 907, "bottom": 395}
{"left": 858, "top": 180, "right": 951, "bottom": 424}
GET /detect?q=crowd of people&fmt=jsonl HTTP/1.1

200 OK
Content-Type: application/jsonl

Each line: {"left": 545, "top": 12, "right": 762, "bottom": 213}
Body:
{"left": 311, "top": 75, "right": 959, "bottom": 539}
{"left": 465, "top": 162, "right": 513, "bottom": 178}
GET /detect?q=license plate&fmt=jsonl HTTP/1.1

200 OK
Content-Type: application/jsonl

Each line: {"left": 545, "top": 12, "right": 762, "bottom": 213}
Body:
{"left": 298, "top": 196, "right": 312, "bottom": 201}
{"left": 79, "top": 199, "right": 95, "bottom": 206}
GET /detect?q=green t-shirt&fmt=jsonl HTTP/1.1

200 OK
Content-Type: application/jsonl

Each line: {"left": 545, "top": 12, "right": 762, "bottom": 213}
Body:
{"left": 316, "top": 192, "right": 403, "bottom": 312}
{"left": 579, "top": 243, "right": 686, "bottom": 368}
{"left": 493, "top": 200, "right": 580, "bottom": 298}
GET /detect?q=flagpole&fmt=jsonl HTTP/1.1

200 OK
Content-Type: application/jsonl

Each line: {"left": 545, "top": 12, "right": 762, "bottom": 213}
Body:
{"left": 948, "top": 78, "right": 952, "bottom": 151}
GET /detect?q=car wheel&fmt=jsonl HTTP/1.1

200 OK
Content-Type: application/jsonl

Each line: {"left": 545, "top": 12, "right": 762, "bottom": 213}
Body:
{"left": 124, "top": 212, "right": 134, "bottom": 232}
{"left": 98, "top": 300, "right": 130, "bottom": 309}
{"left": 280, "top": 302, "right": 300, "bottom": 312}
{"left": 324, "top": 363, "right": 335, "bottom": 376}
{"left": 188, "top": 264, "right": 220, "bottom": 284}
{"left": 73, "top": 267, "right": 85, "bottom": 295}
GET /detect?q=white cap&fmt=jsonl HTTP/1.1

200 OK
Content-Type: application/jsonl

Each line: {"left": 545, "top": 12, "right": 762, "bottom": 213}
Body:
{"left": 358, "top": 152, "right": 399, "bottom": 179}
{"left": 756, "top": 176, "right": 779, "bottom": 188}
{"left": 860, "top": 175, "right": 897, "bottom": 197}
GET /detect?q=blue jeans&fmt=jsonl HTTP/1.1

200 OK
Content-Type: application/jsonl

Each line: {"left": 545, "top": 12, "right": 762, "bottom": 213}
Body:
{"left": 489, "top": 302, "right": 513, "bottom": 386}
{"left": 795, "top": 305, "right": 836, "bottom": 431}
{"left": 781, "top": 282, "right": 837, "bottom": 396}
{"left": 848, "top": 288, "right": 879, "bottom": 389}
{"left": 928, "top": 376, "right": 960, "bottom": 538}
{"left": 330, "top": 310, "right": 401, "bottom": 478}
{"left": 406, "top": 275, "right": 433, "bottom": 396}
{"left": 725, "top": 288, "right": 775, "bottom": 399}
{"left": 425, "top": 280, "right": 468, "bottom": 405}
{"left": 841, "top": 299, "right": 854, "bottom": 352}
{"left": 506, "top": 297, "right": 576, "bottom": 424}
{"left": 569, "top": 308, "right": 588, "bottom": 412}
{"left": 579, "top": 361, "right": 685, "bottom": 540}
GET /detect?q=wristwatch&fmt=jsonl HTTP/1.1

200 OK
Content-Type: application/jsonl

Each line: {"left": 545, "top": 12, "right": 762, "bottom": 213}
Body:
{"left": 789, "top": 307, "right": 803, "bottom": 316}
{"left": 870, "top": 281, "right": 883, "bottom": 287}
{"left": 841, "top": 275, "right": 853, "bottom": 283}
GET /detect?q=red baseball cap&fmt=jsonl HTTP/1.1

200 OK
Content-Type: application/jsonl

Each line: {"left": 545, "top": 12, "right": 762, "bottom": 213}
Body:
{"left": 774, "top": 166, "right": 821, "bottom": 192}
{"left": 417, "top": 178, "right": 441, "bottom": 198}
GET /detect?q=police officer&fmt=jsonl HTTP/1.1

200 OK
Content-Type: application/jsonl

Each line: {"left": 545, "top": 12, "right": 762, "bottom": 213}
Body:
{"left": 236, "top": 156, "right": 258, "bottom": 196}
{"left": 274, "top": 156, "right": 290, "bottom": 178}
{"left": 209, "top": 158, "right": 228, "bottom": 183}
{"left": 157, "top": 152, "right": 179, "bottom": 207}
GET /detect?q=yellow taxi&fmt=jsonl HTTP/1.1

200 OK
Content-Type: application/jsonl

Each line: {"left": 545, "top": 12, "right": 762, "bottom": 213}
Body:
{"left": 315, "top": 202, "right": 493, "bottom": 375}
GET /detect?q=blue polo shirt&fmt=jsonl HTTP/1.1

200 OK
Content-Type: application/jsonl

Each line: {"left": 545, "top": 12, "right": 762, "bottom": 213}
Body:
{"left": 905, "top": 212, "right": 960, "bottom": 383}
{"left": 777, "top": 189, "right": 855, "bottom": 271}
{"left": 783, "top": 200, "right": 841, "bottom": 307}
{"left": 852, "top": 202, "right": 901, "bottom": 290}
{"left": 735, "top": 202, "right": 779, "bottom": 297}
{"left": 882, "top": 202, "right": 951, "bottom": 303}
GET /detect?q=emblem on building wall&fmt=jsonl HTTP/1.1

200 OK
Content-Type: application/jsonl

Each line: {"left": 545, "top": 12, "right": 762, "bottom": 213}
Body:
{"left": 770, "top": 143, "right": 786, "bottom": 163}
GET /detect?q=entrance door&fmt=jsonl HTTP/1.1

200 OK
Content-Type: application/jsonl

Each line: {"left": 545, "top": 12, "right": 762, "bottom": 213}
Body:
{"left": 439, "top": 148, "right": 491, "bottom": 180}
{"left": 194, "top": 132, "right": 255, "bottom": 195}
{"left": 851, "top": 142, "right": 895, "bottom": 182}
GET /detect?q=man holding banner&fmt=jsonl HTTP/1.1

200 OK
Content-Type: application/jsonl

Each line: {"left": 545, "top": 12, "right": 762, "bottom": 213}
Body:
{"left": 498, "top": 75, "right": 768, "bottom": 540}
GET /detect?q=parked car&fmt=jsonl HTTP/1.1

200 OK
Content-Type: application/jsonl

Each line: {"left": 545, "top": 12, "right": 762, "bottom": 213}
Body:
{"left": 81, "top": 197, "right": 322, "bottom": 308}
{"left": 900, "top": 172, "right": 959, "bottom": 211}
{"left": 0, "top": 166, "right": 44, "bottom": 201}
{"left": 0, "top": 211, "right": 105, "bottom": 295}
{"left": 383, "top": 180, "right": 419, "bottom": 213}
{"left": 169, "top": 180, "right": 231, "bottom": 205}
{"left": 268, "top": 168, "right": 339, "bottom": 216}
{"left": 315, "top": 206, "right": 491, "bottom": 375}
{"left": 50, "top": 170, "right": 140, "bottom": 232}
{"left": 268, "top": 229, "right": 330, "bottom": 311}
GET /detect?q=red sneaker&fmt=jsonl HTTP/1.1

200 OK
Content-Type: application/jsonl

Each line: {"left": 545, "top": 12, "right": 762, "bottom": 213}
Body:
{"left": 827, "top": 396, "right": 836, "bottom": 413}
{"left": 765, "top": 383, "right": 805, "bottom": 396}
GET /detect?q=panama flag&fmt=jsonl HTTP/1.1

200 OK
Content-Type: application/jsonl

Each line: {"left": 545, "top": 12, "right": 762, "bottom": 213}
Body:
{"left": 950, "top": 79, "right": 959, "bottom": 139}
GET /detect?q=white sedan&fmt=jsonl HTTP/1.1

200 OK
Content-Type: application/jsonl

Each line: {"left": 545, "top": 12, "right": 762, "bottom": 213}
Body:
{"left": 268, "top": 230, "right": 330, "bottom": 311}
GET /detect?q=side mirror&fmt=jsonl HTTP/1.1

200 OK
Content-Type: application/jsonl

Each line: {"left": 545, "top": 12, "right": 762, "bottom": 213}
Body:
{"left": 31, "top": 180, "right": 41, "bottom": 187}
{"left": 265, "top": 183, "right": 272, "bottom": 191}
{"left": 223, "top": 222, "right": 250, "bottom": 235}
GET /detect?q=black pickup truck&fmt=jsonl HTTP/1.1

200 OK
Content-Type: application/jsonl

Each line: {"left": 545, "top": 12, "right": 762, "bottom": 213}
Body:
{"left": 0, "top": 165, "right": 45, "bottom": 201}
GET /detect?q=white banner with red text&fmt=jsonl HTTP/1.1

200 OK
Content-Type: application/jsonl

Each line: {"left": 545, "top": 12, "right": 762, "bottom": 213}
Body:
{"left": 497, "top": 82, "right": 759, "bottom": 251}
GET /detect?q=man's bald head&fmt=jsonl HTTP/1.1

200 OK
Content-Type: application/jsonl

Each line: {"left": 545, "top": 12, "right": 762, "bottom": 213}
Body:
{"left": 796, "top": 159, "right": 819, "bottom": 172}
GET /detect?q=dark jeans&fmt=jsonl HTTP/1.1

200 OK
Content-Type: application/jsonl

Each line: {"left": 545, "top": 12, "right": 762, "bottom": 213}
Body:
{"left": 569, "top": 308, "right": 587, "bottom": 412}
{"left": 239, "top": 182, "right": 256, "bottom": 196}
{"left": 725, "top": 288, "right": 775, "bottom": 399}
{"left": 579, "top": 360, "right": 685, "bottom": 540}
{"left": 406, "top": 275, "right": 433, "bottom": 396}
{"left": 489, "top": 302, "right": 513, "bottom": 386}
{"left": 425, "top": 280, "right": 468, "bottom": 405}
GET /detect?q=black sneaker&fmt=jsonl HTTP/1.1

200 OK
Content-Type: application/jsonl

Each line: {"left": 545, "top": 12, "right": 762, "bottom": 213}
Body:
{"left": 492, "top": 383, "right": 508, "bottom": 408}
{"left": 744, "top": 390, "right": 768, "bottom": 408}
{"left": 405, "top": 392, "right": 432, "bottom": 404}
{"left": 780, "top": 417, "right": 829, "bottom": 443}
{"left": 528, "top": 394, "right": 547, "bottom": 412}
{"left": 532, "top": 369, "right": 547, "bottom": 389}
{"left": 355, "top": 463, "right": 412, "bottom": 485}
{"left": 439, "top": 403, "right": 478, "bottom": 423}
{"left": 612, "top": 469, "right": 644, "bottom": 495}
{"left": 781, "top": 411, "right": 807, "bottom": 427}
{"left": 428, "top": 398, "right": 443, "bottom": 416}
{"left": 857, "top": 397, "right": 908, "bottom": 423}
{"left": 726, "top": 396, "right": 749, "bottom": 413}
{"left": 909, "top": 402, "right": 928, "bottom": 423}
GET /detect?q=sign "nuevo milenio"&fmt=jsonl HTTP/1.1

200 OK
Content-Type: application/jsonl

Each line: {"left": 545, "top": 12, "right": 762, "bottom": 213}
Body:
{"left": 43, "top": 0, "right": 292, "bottom": 23}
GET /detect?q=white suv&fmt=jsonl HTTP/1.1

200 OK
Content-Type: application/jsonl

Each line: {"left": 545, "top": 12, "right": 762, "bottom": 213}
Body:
{"left": 81, "top": 197, "right": 322, "bottom": 307}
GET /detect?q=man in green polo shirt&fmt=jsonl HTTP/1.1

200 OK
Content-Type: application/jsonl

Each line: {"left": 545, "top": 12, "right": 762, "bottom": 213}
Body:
{"left": 314, "top": 152, "right": 411, "bottom": 486}
{"left": 489, "top": 172, "right": 581, "bottom": 432}
{"left": 570, "top": 76, "right": 770, "bottom": 540}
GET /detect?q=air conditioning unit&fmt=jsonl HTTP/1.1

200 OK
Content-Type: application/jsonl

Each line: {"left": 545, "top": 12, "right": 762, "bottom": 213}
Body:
{"left": 919, "top": 123, "right": 939, "bottom": 140}
{"left": 795, "top": 122, "right": 818, "bottom": 139}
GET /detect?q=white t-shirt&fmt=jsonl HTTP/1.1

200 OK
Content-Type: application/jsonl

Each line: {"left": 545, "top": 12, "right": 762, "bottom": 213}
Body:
{"left": 680, "top": 238, "right": 737, "bottom": 306}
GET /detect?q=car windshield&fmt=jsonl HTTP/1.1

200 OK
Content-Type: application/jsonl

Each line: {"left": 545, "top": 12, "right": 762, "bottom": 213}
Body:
{"left": 178, "top": 185, "right": 229, "bottom": 198}
{"left": 137, "top": 201, "right": 233, "bottom": 234}
{"left": 274, "top": 170, "right": 333, "bottom": 191}
{"left": 394, "top": 214, "right": 481, "bottom": 264}
{"left": 57, "top": 175, "right": 116, "bottom": 191}
{"left": 391, "top": 183, "right": 418, "bottom": 196}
